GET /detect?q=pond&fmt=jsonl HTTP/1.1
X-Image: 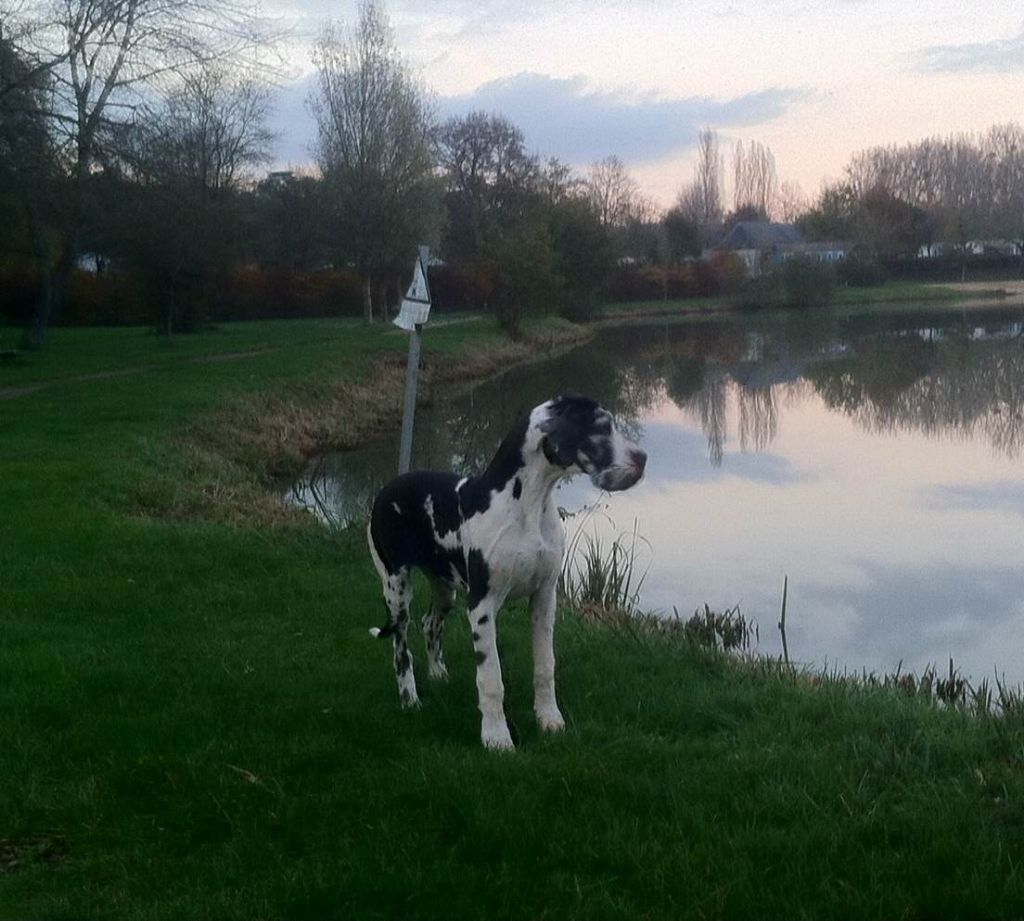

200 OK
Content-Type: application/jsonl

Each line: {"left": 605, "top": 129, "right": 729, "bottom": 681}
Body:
{"left": 285, "top": 306, "right": 1024, "bottom": 686}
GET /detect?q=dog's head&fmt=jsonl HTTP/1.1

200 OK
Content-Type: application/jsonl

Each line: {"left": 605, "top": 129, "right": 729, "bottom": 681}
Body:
{"left": 531, "top": 394, "right": 646, "bottom": 491}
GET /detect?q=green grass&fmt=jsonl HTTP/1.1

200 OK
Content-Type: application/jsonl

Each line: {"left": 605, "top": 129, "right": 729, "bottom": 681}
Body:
{"left": 3, "top": 320, "right": 1024, "bottom": 919}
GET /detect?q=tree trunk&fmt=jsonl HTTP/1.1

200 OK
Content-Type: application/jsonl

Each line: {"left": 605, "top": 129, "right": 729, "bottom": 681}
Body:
{"left": 362, "top": 275, "right": 373, "bottom": 323}
{"left": 376, "top": 280, "right": 388, "bottom": 322}
{"left": 42, "top": 140, "right": 90, "bottom": 335}
{"left": 25, "top": 208, "right": 53, "bottom": 350}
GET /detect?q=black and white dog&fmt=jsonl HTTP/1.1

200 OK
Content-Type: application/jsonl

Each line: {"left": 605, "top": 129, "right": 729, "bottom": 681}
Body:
{"left": 367, "top": 394, "right": 647, "bottom": 750}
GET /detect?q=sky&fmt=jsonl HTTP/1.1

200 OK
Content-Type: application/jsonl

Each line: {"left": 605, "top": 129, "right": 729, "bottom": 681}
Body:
{"left": 263, "top": 0, "right": 1024, "bottom": 209}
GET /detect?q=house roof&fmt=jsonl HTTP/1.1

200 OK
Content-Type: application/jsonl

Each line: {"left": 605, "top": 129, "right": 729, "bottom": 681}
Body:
{"left": 719, "top": 222, "right": 804, "bottom": 249}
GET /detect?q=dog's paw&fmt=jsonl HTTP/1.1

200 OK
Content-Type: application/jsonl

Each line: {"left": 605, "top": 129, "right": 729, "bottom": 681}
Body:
{"left": 427, "top": 662, "right": 449, "bottom": 681}
{"left": 399, "top": 688, "right": 420, "bottom": 709}
{"left": 536, "top": 707, "right": 566, "bottom": 733}
{"left": 481, "top": 723, "right": 515, "bottom": 752}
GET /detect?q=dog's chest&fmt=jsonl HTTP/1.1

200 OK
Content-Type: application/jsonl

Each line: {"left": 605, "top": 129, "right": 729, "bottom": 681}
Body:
{"left": 463, "top": 493, "right": 564, "bottom": 597}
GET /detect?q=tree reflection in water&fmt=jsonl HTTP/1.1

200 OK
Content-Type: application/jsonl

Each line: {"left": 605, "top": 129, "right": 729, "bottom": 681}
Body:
{"left": 285, "top": 309, "right": 1024, "bottom": 525}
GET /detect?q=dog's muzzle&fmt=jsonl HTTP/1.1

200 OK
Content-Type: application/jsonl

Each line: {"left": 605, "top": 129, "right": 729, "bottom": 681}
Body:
{"left": 592, "top": 448, "right": 647, "bottom": 492}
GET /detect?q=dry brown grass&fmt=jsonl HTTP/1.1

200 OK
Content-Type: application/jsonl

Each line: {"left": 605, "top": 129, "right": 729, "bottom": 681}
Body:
{"left": 151, "top": 323, "right": 591, "bottom": 527}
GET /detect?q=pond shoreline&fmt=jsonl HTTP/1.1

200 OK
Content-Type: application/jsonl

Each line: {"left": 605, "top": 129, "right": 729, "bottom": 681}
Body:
{"left": 597, "top": 281, "right": 1022, "bottom": 323}
{"left": 167, "top": 318, "right": 594, "bottom": 525}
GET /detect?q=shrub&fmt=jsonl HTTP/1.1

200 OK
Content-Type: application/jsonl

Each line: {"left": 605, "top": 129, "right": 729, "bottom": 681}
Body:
{"left": 604, "top": 253, "right": 748, "bottom": 303}
{"left": 733, "top": 273, "right": 783, "bottom": 311}
{"left": 781, "top": 257, "right": 836, "bottom": 308}
{"left": 838, "top": 251, "right": 887, "bottom": 287}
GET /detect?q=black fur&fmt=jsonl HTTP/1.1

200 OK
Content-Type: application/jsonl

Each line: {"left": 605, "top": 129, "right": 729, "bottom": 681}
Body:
{"left": 369, "top": 471, "right": 467, "bottom": 587}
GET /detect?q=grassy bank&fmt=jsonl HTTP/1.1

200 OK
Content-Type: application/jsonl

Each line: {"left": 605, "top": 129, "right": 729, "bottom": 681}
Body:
{"left": 599, "top": 279, "right": 1017, "bottom": 321}
{"left": 3, "top": 318, "right": 1024, "bottom": 919}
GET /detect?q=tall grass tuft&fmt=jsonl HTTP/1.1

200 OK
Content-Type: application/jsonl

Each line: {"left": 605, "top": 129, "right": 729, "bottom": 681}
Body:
{"left": 559, "top": 504, "right": 650, "bottom": 620}
{"left": 676, "top": 602, "right": 758, "bottom": 652}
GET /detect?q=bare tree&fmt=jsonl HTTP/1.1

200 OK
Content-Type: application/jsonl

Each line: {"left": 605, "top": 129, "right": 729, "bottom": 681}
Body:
{"left": 134, "top": 67, "right": 272, "bottom": 193}
{"left": 844, "top": 133, "right": 993, "bottom": 251}
{"left": 112, "top": 65, "right": 272, "bottom": 333}
{"left": 692, "top": 127, "right": 724, "bottom": 225}
{"left": 983, "top": 123, "right": 1024, "bottom": 262}
{"left": 675, "top": 127, "right": 724, "bottom": 245}
{"left": 733, "top": 139, "right": 778, "bottom": 218}
{"left": 437, "top": 111, "right": 537, "bottom": 210}
{"left": 11, "top": 0, "right": 280, "bottom": 344}
{"left": 311, "top": 0, "right": 438, "bottom": 322}
{"left": 776, "top": 179, "right": 808, "bottom": 224}
{"left": 585, "top": 155, "right": 641, "bottom": 228}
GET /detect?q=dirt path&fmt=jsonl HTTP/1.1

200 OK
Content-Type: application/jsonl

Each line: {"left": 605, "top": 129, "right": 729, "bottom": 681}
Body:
{"left": 0, "top": 347, "right": 280, "bottom": 401}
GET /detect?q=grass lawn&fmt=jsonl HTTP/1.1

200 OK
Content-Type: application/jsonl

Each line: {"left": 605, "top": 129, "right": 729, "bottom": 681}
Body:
{"left": 3, "top": 319, "right": 1024, "bottom": 919}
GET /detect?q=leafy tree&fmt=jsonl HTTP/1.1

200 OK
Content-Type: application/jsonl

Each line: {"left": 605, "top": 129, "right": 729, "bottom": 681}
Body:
{"left": 855, "top": 185, "right": 930, "bottom": 259}
{"left": 0, "top": 32, "right": 59, "bottom": 339}
{"left": 662, "top": 207, "right": 701, "bottom": 263}
{"left": 437, "top": 111, "right": 538, "bottom": 272}
{"left": 799, "top": 182, "right": 858, "bottom": 241}
{"left": 250, "top": 172, "right": 325, "bottom": 270}
{"left": 549, "top": 195, "right": 613, "bottom": 321}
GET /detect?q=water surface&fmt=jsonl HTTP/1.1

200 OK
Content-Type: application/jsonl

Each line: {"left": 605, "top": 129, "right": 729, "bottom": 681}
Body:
{"left": 287, "top": 307, "right": 1024, "bottom": 684}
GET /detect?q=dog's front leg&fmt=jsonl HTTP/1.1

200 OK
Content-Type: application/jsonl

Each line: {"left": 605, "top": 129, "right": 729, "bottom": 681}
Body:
{"left": 530, "top": 579, "right": 565, "bottom": 733}
{"left": 468, "top": 596, "right": 514, "bottom": 751}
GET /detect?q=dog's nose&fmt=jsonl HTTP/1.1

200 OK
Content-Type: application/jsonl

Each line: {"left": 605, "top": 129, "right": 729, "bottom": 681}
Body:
{"left": 630, "top": 448, "right": 647, "bottom": 475}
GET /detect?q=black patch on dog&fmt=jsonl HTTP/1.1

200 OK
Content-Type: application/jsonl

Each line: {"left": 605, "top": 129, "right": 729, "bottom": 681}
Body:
{"left": 477, "top": 614, "right": 489, "bottom": 625}
{"left": 512, "top": 477, "right": 522, "bottom": 500}
{"left": 457, "top": 416, "right": 529, "bottom": 519}
{"left": 475, "top": 650, "right": 487, "bottom": 665}
{"left": 539, "top": 394, "right": 604, "bottom": 469}
{"left": 370, "top": 472, "right": 468, "bottom": 589}
{"left": 471, "top": 631, "right": 481, "bottom": 642}
{"left": 395, "top": 644, "right": 411, "bottom": 676}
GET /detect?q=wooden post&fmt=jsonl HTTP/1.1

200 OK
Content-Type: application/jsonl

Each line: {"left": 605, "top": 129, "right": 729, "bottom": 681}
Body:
{"left": 778, "top": 575, "right": 790, "bottom": 667}
{"left": 397, "top": 323, "right": 422, "bottom": 475}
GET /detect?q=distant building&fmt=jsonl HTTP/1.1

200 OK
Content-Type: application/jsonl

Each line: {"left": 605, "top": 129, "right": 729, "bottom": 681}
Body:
{"left": 711, "top": 221, "right": 851, "bottom": 275}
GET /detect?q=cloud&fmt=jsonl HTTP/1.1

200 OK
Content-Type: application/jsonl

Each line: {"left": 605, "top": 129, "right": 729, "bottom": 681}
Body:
{"left": 268, "top": 74, "right": 318, "bottom": 167}
{"left": 920, "top": 481, "right": 1024, "bottom": 518}
{"left": 796, "top": 560, "right": 1024, "bottom": 684}
{"left": 268, "top": 69, "right": 807, "bottom": 170}
{"left": 914, "top": 26, "right": 1024, "bottom": 73}
{"left": 436, "top": 72, "right": 809, "bottom": 164}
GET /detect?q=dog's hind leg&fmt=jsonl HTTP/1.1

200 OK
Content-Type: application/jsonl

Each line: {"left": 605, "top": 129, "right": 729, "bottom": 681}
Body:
{"left": 367, "top": 525, "right": 419, "bottom": 707}
{"left": 423, "top": 579, "right": 455, "bottom": 680}
{"left": 383, "top": 568, "right": 418, "bottom": 707}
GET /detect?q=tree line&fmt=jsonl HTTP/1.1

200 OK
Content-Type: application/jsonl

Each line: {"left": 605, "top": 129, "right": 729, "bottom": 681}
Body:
{"left": 4, "top": 0, "right": 1024, "bottom": 346}
{"left": 0, "top": 0, "right": 675, "bottom": 343}
{"left": 672, "top": 125, "right": 1024, "bottom": 272}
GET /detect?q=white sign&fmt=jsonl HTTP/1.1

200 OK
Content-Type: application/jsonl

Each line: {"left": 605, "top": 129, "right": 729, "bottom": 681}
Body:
{"left": 393, "top": 247, "right": 431, "bottom": 331}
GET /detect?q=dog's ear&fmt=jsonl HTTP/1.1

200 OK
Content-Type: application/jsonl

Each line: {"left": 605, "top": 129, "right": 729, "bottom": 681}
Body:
{"left": 541, "top": 432, "right": 577, "bottom": 468}
{"left": 538, "top": 403, "right": 582, "bottom": 468}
